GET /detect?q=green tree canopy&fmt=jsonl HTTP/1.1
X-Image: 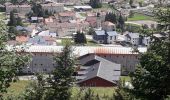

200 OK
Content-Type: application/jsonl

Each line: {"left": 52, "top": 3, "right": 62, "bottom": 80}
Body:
{"left": 129, "top": 7, "right": 170, "bottom": 100}
{"left": 74, "top": 31, "right": 87, "bottom": 44}
{"left": 0, "top": 21, "right": 30, "bottom": 99}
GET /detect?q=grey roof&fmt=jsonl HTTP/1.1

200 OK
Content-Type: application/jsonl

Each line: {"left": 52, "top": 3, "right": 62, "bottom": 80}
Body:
{"left": 77, "top": 55, "right": 121, "bottom": 84}
{"left": 95, "top": 30, "right": 105, "bottom": 35}
{"left": 28, "top": 36, "right": 47, "bottom": 45}
{"left": 127, "top": 33, "right": 140, "bottom": 38}
{"left": 16, "top": 26, "right": 32, "bottom": 32}
{"left": 107, "top": 31, "right": 118, "bottom": 36}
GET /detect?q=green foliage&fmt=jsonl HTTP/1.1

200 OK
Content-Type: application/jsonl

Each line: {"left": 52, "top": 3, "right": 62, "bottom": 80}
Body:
{"left": 90, "top": 0, "right": 102, "bottom": 8}
{"left": 129, "top": 0, "right": 134, "bottom": 7}
{"left": 105, "top": 12, "right": 117, "bottom": 24}
{"left": 88, "top": 27, "right": 95, "bottom": 35}
{"left": 46, "top": 44, "right": 75, "bottom": 100}
{"left": 130, "top": 7, "right": 170, "bottom": 100}
{"left": 27, "top": 2, "right": 54, "bottom": 19}
{"left": 10, "top": 0, "right": 18, "bottom": 4}
{"left": 8, "top": 10, "right": 23, "bottom": 26}
{"left": 129, "top": 11, "right": 135, "bottom": 18}
{"left": 118, "top": 14, "right": 125, "bottom": 32}
{"left": 0, "top": 21, "right": 30, "bottom": 99}
{"left": 74, "top": 31, "right": 87, "bottom": 44}
{"left": 17, "top": 74, "right": 46, "bottom": 100}
{"left": 127, "top": 13, "right": 153, "bottom": 21}
{"left": 125, "top": 23, "right": 142, "bottom": 33}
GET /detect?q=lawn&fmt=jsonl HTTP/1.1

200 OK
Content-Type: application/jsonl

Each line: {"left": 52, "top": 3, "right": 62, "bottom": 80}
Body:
{"left": 61, "top": 38, "right": 73, "bottom": 45}
{"left": 79, "top": 13, "right": 87, "bottom": 17}
{"left": 86, "top": 39, "right": 100, "bottom": 46}
{"left": 72, "top": 87, "right": 116, "bottom": 99}
{"left": 92, "top": 3, "right": 116, "bottom": 12}
{"left": 4, "top": 80, "right": 116, "bottom": 99}
{"left": 128, "top": 13, "right": 153, "bottom": 21}
{"left": 121, "top": 76, "right": 131, "bottom": 82}
{"left": 59, "top": 38, "right": 100, "bottom": 46}
{"left": 0, "top": 12, "right": 5, "bottom": 20}
{"left": 4, "top": 80, "right": 31, "bottom": 97}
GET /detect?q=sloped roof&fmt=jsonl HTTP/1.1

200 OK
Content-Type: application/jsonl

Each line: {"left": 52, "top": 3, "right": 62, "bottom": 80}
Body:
{"left": 107, "top": 31, "right": 117, "bottom": 36}
{"left": 126, "top": 33, "right": 140, "bottom": 38}
{"left": 77, "top": 55, "right": 121, "bottom": 84}
{"left": 95, "top": 30, "right": 105, "bottom": 35}
{"left": 28, "top": 36, "right": 47, "bottom": 45}
{"left": 7, "top": 46, "right": 147, "bottom": 56}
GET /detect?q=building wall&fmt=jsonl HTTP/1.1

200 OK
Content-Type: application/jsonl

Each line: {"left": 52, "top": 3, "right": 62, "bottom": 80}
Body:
{"left": 22, "top": 52, "right": 56, "bottom": 73}
{"left": 6, "top": 6, "right": 31, "bottom": 14}
{"left": 107, "top": 35, "right": 117, "bottom": 44}
{"left": 79, "top": 77, "right": 116, "bottom": 87}
{"left": 42, "top": 4, "right": 64, "bottom": 13}
{"left": 95, "top": 54, "right": 139, "bottom": 74}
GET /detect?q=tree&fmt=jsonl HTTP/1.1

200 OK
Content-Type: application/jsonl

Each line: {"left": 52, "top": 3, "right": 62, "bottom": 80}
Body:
{"left": 105, "top": 12, "right": 117, "bottom": 24}
{"left": 129, "top": 11, "right": 134, "bottom": 18}
{"left": 46, "top": 44, "right": 75, "bottom": 100}
{"left": 8, "top": 11, "right": 17, "bottom": 26}
{"left": 0, "top": 21, "right": 30, "bottom": 99}
{"left": 118, "top": 14, "right": 125, "bottom": 32}
{"left": 82, "top": 88, "right": 95, "bottom": 100}
{"left": 89, "top": 0, "right": 102, "bottom": 8}
{"left": 129, "top": 0, "right": 134, "bottom": 7}
{"left": 74, "top": 31, "right": 87, "bottom": 44}
{"left": 18, "top": 74, "right": 46, "bottom": 100}
{"left": 129, "top": 7, "right": 170, "bottom": 100}
{"left": 8, "top": 10, "right": 23, "bottom": 27}
{"left": 88, "top": 27, "right": 95, "bottom": 35}
{"left": 10, "top": 0, "right": 18, "bottom": 4}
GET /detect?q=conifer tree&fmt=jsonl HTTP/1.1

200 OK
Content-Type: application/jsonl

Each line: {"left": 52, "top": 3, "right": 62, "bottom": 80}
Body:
{"left": 46, "top": 44, "right": 75, "bottom": 100}
{"left": 129, "top": 7, "right": 170, "bottom": 100}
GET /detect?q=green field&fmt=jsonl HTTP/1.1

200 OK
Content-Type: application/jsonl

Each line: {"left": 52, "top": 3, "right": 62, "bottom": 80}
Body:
{"left": 128, "top": 13, "right": 153, "bottom": 21}
{"left": 86, "top": 39, "right": 100, "bottom": 46}
{"left": 4, "top": 80, "right": 31, "bottom": 97}
{"left": 4, "top": 80, "right": 115, "bottom": 99}
{"left": 0, "top": 12, "right": 5, "bottom": 20}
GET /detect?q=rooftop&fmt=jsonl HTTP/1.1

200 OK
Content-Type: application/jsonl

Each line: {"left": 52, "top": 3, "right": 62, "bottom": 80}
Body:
{"left": 95, "top": 30, "right": 105, "bottom": 35}
{"left": 77, "top": 55, "right": 121, "bottom": 84}
{"left": 8, "top": 46, "right": 147, "bottom": 56}
{"left": 107, "top": 31, "right": 118, "bottom": 36}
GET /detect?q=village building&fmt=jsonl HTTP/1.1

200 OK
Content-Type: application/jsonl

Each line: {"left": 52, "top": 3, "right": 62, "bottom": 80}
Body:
{"left": 93, "top": 30, "right": 118, "bottom": 44}
{"left": 41, "top": 3, "right": 64, "bottom": 13}
{"left": 125, "top": 32, "right": 140, "bottom": 46}
{"left": 102, "top": 21, "right": 116, "bottom": 31}
{"left": 6, "top": 4, "right": 31, "bottom": 14}
{"left": 74, "top": 6, "right": 92, "bottom": 12}
{"left": 16, "top": 46, "right": 146, "bottom": 74}
{"left": 58, "top": 11, "right": 76, "bottom": 22}
{"left": 76, "top": 55, "right": 121, "bottom": 87}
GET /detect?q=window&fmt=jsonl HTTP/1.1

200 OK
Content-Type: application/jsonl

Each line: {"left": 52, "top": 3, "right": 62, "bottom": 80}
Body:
{"left": 110, "top": 36, "right": 112, "bottom": 40}
{"left": 40, "top": 64, "right": 43, "bottom": 66}
{"left": 114, "top": 36, "right": 116, "bottom": 40}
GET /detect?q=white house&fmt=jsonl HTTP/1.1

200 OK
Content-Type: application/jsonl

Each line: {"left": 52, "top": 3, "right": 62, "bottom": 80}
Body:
{"left": 106, "top": 31, "right": 118, "bottom": 44}
{"left": 125, "top": 33, "right": 140, "bottom": 45}
{"left": 142, "top": 36, "right": 150, "bottom": 46}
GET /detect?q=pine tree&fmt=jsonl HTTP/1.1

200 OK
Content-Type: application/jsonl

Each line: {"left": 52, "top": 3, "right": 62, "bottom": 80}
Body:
{"left": 129, "top": 7, "right": 170, "bottom": 100}
{"left": 118, "top": 14, "right": 125, "bottom": 32}
{"left": 74, "top": 31, "right": 87, "bottom": 44}
{"left": 46, "top": 44, "right": 75, "bottom": 100}
{"left": 8, "top": 11, "right": 17, "bottom": 26}
{"left": 90, "top": 0, "right": 102, "bottom": 8}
